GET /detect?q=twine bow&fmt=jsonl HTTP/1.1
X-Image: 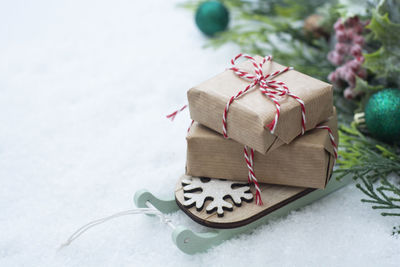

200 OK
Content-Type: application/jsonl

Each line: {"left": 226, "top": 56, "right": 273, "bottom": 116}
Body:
{"left": 222, "top": 54, "right": 307, "bottom": 205}
{"left": 222, "top": 54, "right": 306, "bottom": 137}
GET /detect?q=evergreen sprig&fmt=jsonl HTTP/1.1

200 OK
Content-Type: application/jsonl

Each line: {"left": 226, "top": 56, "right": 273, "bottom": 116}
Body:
{"left": 336, "top": 123, "right": 400, "bottom": 217}
{"left": 203, "top": 0, "right": 339, "bottom": 80}
{"left": 336, "top": 124, "right": 400, "bottom": 174}
{"left": 357, "top": 176, "right": 400, "bottom": 216}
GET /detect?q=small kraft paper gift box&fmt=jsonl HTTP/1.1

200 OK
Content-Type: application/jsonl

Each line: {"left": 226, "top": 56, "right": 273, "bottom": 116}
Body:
{"left": 186, "top": 108, "right": 338, "bottom": 189}
{"left": 187, "top": 54, "right": 333, "bottom": 154}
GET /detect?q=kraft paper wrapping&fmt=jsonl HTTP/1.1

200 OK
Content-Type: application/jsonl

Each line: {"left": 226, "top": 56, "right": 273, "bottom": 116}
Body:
{"left": 186, "top": 108, "right": 338, "bottom": 189}
{"left": 187, "top": 55, "right": 333, "bottom": 154}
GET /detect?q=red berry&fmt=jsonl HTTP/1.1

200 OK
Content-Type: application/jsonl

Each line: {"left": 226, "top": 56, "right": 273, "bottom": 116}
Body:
{"left": 353, "top": 35, "right": 364, "bottom": 45}
{"left": 328, "top": 16, "right": 367, "bottom": 98}
{"left": 344, "top": 87, "right": 354, "bottom": 99}
{"left": 336, "top": 31, "right": 347, "bottom": 42}
{"left": 334, "top": 19, "right": 344, "bottom": 31}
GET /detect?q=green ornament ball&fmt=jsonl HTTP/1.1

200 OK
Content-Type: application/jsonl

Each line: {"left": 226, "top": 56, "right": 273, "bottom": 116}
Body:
{"left": 195, "top": 1, "right": 229, "bottom": 37}
{"left": 364, "top": 88, "right": 400, "bottom": 142}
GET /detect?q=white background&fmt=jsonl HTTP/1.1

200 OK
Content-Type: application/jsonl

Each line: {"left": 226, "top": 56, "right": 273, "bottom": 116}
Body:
{"left": 1, "top": 0, "right": 399, "bottom": 266}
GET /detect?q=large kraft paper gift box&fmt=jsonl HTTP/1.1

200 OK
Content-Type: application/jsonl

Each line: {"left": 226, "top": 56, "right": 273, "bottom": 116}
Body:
{"left": 186, "top": 108, "right": 338, "bottom": 189}
{"left": 187, "top": 55, "right": 333, "bottom": 154}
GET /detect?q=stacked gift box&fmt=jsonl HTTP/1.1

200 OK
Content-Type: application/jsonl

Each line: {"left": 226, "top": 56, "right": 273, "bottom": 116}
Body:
{"left": 183, "top": 55, "right": 338, "bottom": 204}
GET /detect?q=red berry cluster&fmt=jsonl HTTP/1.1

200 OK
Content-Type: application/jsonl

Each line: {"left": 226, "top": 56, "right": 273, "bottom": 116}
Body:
{"left": 327, "top": 17, "right": 368, "bottom": 99}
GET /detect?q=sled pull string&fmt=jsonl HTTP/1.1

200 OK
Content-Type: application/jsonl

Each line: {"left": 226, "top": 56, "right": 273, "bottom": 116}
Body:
{"left": 58, "top": 201, "right": 175, "bottom": 251}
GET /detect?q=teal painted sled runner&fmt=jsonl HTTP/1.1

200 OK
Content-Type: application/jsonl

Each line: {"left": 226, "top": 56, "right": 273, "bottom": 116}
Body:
{"left": 134, "top": 173, "right": 352, "bottom": 255}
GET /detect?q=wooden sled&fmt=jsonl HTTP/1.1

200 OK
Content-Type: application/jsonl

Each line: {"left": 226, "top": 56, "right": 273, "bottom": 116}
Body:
{"left": 134, "top": 173, "right": 352, "bottom": 254}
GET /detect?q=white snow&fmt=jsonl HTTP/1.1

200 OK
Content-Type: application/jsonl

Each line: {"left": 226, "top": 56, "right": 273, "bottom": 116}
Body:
{"left": 0, "top": 0, "right": 399, "bottom": 266}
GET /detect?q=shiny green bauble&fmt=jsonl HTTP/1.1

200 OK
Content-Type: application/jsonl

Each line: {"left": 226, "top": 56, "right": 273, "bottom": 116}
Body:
{"left": 195, "top": 1, "right": 229, "bottom": 36}
{"left": 365, "top": 88, "right": 400, "bottom": 142}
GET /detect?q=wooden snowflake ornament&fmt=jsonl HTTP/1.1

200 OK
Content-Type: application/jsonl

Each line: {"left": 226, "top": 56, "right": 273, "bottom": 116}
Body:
{"left": 181, "top": 176, "right": 253, "bottom": 217}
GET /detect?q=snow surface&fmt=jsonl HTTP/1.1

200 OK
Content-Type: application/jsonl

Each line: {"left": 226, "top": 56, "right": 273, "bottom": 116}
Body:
{"left": 1, "top": 0, "right": 399, "bottom": 266}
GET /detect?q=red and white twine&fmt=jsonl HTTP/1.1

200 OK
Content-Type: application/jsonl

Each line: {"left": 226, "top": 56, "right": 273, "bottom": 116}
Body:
{"left": 166, "top": 104, "right": 193, "bottom": 133}
{"left": 166, "top": 104, "right": 187, "bottom": 121}
{"left": 243, "top": 146, "right": 263, "bottom": 205}
{"left": 222, "top": 54, "right": 307, "bottom": 205}
{"left": 316, "top": 125, "right": 338, "bottom": 163}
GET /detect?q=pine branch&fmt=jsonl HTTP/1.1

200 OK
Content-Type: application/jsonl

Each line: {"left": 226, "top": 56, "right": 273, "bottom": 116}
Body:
{"left": 198, "top": 0, "right": 339, "bottom": 80}
{"left": 337, "top": 123, "right": 400, "bottom": 217}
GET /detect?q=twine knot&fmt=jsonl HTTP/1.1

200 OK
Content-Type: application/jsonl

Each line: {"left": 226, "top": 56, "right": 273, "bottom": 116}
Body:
{"left": 222, "top": 53, "right": 306, "bottom": 137}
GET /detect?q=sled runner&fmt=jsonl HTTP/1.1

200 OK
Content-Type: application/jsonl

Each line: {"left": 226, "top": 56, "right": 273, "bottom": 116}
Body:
{"left": 134, "top": 173, "right": 352, "bottom": 254}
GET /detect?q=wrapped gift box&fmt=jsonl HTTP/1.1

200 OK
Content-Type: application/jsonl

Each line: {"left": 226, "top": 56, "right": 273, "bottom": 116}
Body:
{"left": 187, "top": 55, "right": 333, "bottom": 154}
{"left": 185, "top": 108, "right": 338, "bottom": 189}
